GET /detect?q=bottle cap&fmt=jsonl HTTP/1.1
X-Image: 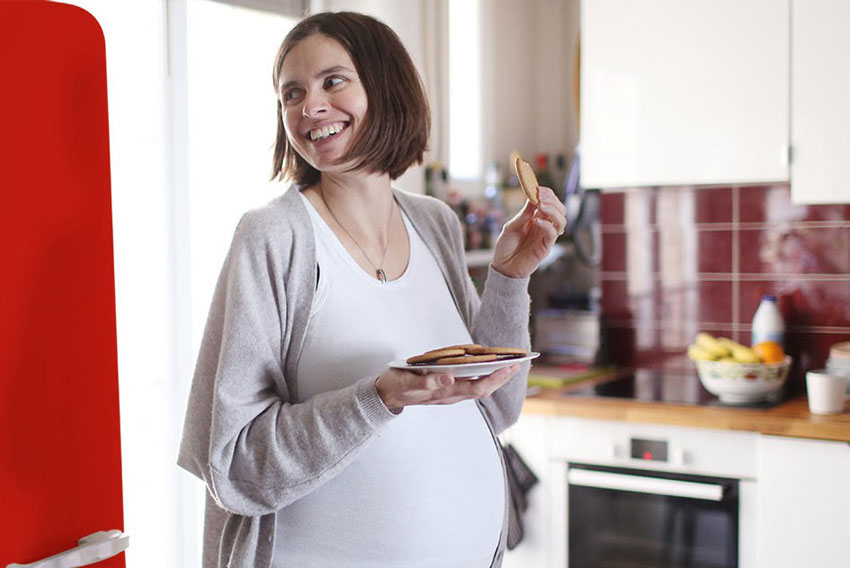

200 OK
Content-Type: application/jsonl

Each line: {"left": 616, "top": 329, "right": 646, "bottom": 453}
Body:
{"left": 761, "top": 294, "right": 777, "bottom": 302}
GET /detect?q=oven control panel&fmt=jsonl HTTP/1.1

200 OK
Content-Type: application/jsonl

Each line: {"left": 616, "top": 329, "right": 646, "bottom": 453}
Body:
{"left": 630, "top": 438, "right": 668, "bottom": 462}
{"left": 548, "top": 417, "right": 759, "bottom": 478}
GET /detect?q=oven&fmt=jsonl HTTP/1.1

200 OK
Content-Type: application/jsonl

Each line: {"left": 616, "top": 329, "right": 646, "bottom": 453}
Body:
{"left": 568, "top": 463, "right": 739, "bottom": 567}
{"left": 545, "top": 418, "right": 759, "bottom": 567}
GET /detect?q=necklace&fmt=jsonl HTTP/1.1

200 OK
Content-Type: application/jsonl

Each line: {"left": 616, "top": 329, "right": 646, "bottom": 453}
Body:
{"left": 320, "top": 191, "right": 395, "bottom": 283}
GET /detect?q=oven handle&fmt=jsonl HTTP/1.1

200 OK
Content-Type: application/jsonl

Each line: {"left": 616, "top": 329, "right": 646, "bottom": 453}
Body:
{"left": 568, "top": 468, "right": 725, "bottom": 502}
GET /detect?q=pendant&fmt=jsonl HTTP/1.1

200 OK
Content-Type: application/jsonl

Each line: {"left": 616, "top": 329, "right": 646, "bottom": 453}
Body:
{"left": 376, "top": 268, "right": 387, "bottom": 283}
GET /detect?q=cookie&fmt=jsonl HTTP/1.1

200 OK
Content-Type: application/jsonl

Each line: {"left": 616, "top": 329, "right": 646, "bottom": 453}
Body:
{"left": 433, "top": 354, "right": 500, "bottom": 365}
{"left": 406, "top": 347, "right": 466, "bottom": 365}
{"left": 513, "top": 154, "right": 539, "bottom": 205}
{"left": 466, "top": 346, "right": 527, "bottom": 357}
{"left": 443, "top": 344, "right": 482, "bottom": 352}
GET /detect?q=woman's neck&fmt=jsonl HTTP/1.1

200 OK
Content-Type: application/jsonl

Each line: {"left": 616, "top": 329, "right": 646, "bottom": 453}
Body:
{"left": 315, "top": 171, "right": 394, "bottom": 230}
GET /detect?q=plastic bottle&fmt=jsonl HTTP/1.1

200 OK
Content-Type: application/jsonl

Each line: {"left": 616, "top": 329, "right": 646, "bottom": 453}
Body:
{"left": 751, "top": 295, "right": 785, "bottom": 347}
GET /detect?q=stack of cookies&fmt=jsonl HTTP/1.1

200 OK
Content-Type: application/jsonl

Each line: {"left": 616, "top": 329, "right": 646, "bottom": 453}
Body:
{"left": 406, "top": 344, "right": 527, "bottom": 366}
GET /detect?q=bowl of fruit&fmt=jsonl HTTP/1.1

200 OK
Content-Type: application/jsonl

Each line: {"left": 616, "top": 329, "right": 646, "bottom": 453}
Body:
{"left": 688, "top": 333, "right": 791, "bottom": 404}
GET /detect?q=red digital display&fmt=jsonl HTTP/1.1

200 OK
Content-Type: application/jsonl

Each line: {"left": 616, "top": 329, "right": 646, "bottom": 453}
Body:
{"left": 631, "top": 438, "right": 669, "bottom": 462}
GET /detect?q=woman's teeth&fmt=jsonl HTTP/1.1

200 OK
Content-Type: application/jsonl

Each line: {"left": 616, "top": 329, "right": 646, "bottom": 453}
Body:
{"left": 310, "top": 122, "right": 345, "bottom": 141}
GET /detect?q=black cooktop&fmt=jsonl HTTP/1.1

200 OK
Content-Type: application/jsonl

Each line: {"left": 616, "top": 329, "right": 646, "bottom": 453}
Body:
{"left": 561, "top": 368, "right": 787, "bottom": 409}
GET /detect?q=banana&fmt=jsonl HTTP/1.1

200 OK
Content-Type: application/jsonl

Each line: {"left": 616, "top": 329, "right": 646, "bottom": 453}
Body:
{"left": 687, "top": 344, "right": 717, "bottom": 361}
{"left": 694, "top": 333, "right": 730, "bottom": 358}
{"left": 717, "top": 337, "right": 761, "bottom": 363}
{"left": 731, "top": 347, "right": 761, "bottom": 363}
{"left": 717, "top": 337, "right": 744, "bottom": 350}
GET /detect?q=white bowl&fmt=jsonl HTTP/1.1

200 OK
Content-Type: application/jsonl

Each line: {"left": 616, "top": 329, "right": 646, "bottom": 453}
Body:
{"left": 695, "top": 356, "right": 792, "bottom": 403}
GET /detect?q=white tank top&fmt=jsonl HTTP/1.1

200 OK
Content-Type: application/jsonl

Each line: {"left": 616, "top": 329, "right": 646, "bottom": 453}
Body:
{"left": 272, "top": 193, "right": 504, "bottom": 567}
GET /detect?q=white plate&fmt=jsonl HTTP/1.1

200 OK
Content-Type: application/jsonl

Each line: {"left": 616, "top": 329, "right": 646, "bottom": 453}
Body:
{"left": 387, "top": 352, "right": 540, "bottom": 379}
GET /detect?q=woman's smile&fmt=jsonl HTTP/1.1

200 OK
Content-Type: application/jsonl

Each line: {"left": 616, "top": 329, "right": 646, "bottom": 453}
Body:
{"left": 307, "top": 120, "right": 349, "bottom": 142}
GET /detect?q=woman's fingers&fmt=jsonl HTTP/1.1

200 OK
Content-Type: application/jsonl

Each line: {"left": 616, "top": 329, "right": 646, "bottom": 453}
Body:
{"left": 504, "top": 186, "right": 567, "bottom": 236}
{"left": 534, "top": 187, "right": 567, "bottom": 235}
{"left": 427, "top": 363, "right": 521, "bottom": 404}
{"left": 376, "top": 362, "right": 522, "bottom": 411}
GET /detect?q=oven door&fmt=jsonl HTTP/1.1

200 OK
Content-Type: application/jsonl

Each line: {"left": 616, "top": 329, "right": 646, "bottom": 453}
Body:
{"left": 568, "top": 463, "right": 739, "bottom": 568}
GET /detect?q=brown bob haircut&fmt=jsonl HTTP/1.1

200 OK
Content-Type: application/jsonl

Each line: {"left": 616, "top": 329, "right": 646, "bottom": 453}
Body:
{"left": 271, "top": 12, "right": 431, "bottom": 185}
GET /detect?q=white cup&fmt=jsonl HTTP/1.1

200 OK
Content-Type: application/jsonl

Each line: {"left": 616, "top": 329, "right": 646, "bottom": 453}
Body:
{"left": 806, "top": 370, "right": 849, "bottom": 415}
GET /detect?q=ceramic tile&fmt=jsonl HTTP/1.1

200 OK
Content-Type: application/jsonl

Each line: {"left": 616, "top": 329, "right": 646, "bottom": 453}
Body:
{"left": 697, "top": 280, "right": 734, "bottom": 324}
{"left": 739, "top": 227, "right": 850, "bottom": 275}
{"left": 600, "top": 191, "right": 625, "bottom": 226}
{"left": 600, "top": 279, "right": 630, "bottom": 319}
{"left": 697, "top": 230, "right": 733, "bottom": 273}
{"left": 739, "top": 185, "right": 779, "bottom": 223}
{"left": 695, "top": 186, "right": 733, "bottom": 224}
{"left": 799, "top": 204, "right": 850, "bottom": 222}
{"left": 601, "top": 232, "right": 627, "bottom": 272}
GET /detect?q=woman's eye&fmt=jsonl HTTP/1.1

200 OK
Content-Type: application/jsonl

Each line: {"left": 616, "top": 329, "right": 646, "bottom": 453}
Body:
{"left": 325, "top": 76, "right": 345, "bottom": 89}
{"left": 282, "top": 89, "right": 303, "bottom": 103}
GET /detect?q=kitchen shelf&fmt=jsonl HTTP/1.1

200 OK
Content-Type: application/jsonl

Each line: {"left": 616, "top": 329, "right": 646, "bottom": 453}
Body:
{"left": 465, "top": 248, "right": 494, "bottom": 268}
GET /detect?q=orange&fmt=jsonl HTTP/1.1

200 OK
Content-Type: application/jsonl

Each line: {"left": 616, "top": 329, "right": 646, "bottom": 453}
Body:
{"left": 753, "top": 341, "right": 784, "bottom": 364}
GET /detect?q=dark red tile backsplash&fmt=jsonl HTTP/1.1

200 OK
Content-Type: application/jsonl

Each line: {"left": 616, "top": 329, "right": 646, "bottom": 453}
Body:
{"left": 695, "top": 186, "right": 733, "bottom": 224}
{"left": 696, "top": 230, "right": 734, "bottom": 273}
{"left": 600, "top": 184, "right": 850, "bottom": 393}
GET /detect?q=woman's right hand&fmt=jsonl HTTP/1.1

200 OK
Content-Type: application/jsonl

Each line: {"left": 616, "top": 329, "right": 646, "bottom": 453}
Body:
{"left": 374, "top": 363, "right": 522, "bottom": 413}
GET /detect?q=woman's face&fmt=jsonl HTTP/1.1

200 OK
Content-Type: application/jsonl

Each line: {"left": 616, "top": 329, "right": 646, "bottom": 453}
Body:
{"left": 278, "top": 34, "right": 368, "bottom": 174}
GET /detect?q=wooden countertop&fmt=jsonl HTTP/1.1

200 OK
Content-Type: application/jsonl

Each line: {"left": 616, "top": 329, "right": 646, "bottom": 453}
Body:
{"left": 523, "top": 370, "right": 850, "bottom": 443}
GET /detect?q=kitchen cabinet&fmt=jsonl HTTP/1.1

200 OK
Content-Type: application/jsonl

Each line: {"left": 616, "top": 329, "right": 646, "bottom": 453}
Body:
{"left": 756, "top": 435, "right": 850, "bottom": 566}
{"left": 501, "top": 414, "right": 551, "bottom": 568}
{"left": 580, "top": 0, "right": 790, "bottom": 189}
{"left": 790, "top": 0, "right": 850, "bottom": 204}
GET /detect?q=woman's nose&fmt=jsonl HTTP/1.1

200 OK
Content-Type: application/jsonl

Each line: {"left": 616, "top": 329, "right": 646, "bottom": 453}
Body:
{"left": 302, "top": 90, "right": 328, "bottom": 118}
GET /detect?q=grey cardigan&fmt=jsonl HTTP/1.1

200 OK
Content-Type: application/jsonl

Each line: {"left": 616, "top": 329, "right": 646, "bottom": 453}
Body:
{"left": 178, "top": 186, "right": 531, "bottom": 567}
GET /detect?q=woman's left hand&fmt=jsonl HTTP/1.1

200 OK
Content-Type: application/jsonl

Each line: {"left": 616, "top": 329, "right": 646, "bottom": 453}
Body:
{"left": 491, "top": 186, "right": 567, "bottom": 279}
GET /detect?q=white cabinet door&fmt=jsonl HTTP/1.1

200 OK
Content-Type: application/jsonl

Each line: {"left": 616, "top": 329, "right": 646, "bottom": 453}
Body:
{"left": 790, "top": 0, "right": 850, "bottom": 204}
{"left": 501, "top": 415, "right": 552, "bottom": 568}
{"left": 581, "top": 0, "right": 789, "bottom": 188}
{"left": 757, "top": 436, "right": 850, "bottom": 566}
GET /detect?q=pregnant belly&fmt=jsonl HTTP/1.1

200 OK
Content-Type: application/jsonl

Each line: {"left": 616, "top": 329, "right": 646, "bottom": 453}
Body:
{"left": 272, "top": 400, "right": 505, "bottom": 567}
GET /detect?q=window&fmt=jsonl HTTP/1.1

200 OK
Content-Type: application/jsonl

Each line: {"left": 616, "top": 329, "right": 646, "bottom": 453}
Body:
{"left": 186, "top": 0, "right": 296, "bottom": 349}
{"left": 448, "top": 0, "right": 482, "bottom": 181}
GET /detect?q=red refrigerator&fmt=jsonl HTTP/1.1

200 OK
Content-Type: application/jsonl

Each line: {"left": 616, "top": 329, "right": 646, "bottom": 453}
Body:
{"left": 1, "top": 1, "right": 127, "bottom": 566}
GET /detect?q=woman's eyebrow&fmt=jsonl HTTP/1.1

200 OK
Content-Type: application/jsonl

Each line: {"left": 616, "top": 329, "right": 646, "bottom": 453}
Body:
{"left": 279, "top": 65, "right": 355, "bottom": 92}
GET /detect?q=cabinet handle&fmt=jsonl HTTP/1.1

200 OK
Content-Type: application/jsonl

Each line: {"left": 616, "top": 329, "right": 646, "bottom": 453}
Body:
{"left": 782, "top": 143, "right": 793, "bottom": 166}
{"left": 568, "top": 468, "right": 724, "bottom": 501}
{"left": 6, "top": 530, "right": 129, "bottom": 568}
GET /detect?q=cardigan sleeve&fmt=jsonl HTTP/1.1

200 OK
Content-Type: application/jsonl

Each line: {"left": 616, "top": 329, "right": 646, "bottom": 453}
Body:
{"left": 471, "top": 266, "right": 531, "bottom": 433}
{"left": 439, "top": 206, "right": 531, "bottom": 434}
{"left": 177, "top": 212, "right": 397, "bottom": 517}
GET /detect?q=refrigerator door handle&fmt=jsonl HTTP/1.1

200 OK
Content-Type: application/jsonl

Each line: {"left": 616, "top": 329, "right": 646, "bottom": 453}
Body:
{"left": 6, "top": 530, "right": 129, "bottom": 568}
